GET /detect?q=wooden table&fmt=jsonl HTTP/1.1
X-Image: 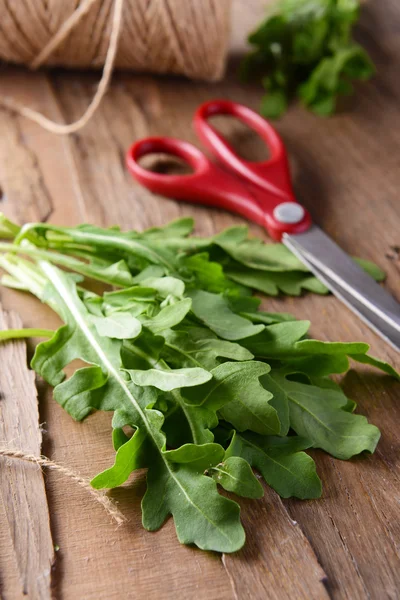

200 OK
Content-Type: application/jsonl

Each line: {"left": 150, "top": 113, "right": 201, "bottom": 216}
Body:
{"left": 0, "top": 2, "right": 399, "bottom": 598}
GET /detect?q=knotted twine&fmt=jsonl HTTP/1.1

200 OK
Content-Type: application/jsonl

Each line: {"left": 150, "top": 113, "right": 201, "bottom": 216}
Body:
{"left": 0, "top": 0, "right": 232, "bottom": 134}
{"left": 0, "top": 446, "right": 126, "bottom": 525}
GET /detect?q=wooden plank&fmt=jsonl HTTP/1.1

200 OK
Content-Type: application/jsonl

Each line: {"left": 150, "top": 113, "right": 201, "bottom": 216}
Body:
{"left": 223, "top": 487, "right": 329, "bottom": 600}
{"left": 0, "top": 0, "right": 398, "bottom": 597}
{"left": 0, "top": 307, "right": 54, "bottom": 599}
{"left": 0, "top": 69, "right": 85, "bottom": 226}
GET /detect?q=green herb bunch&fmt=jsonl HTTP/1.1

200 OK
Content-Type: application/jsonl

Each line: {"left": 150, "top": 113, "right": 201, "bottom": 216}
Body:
{"left": 241, "top": 0, "right": 374, "bottom": 118}
{"left": 0, "top": 214, "right": 397, "bottom": 553}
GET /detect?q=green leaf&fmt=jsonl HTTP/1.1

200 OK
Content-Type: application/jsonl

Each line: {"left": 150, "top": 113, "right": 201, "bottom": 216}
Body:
{"left": 241, "top": 0, "right": 373, "bottom": 118}
{"left": 121, "top": 332, "right": 165, "bottom": 370}
{"left": 127, "top": 367, "right": 212, "bottom": 392}
{"left": 143, "top": 217, "right": 194, "bottom": 239}
{"left": 211, "top": 457, "right": 264, "bottom": 499}
{"left": 181, "top": 253, "right": 243, "bottom": 294}
{"left": 17, "top": 222, "right": 181, "bottom": 273}
{"left": 294, "top": 339, "right": 369, "bottom": 356}
{"left": 164, "top": 443, "right": 225, "bottom": 472}
{"left": 91, "top": 427, "right": 147, "bottom": 488}
{"left": 184, "top": 361, "right": 282, "bottom": 436}
{"left": 141, "top": 298, "right": 192, "bottom": 333}
{"left": 216, "top": 240, "right": 308, "bottom": 272}
{"left": 226, "top": 267, "right": 328, "bottom": 296}
{"left": 226, "top": 431, "right": 322, "bottom": 499}
{"left": 260, "top": 373, "right": 290, "bottom": 435}
{"left": 282, "top": 353, "right": 350, "bottom": 376}
{"left": 91, "top": 312, "right": 142, "bottom": 340}
{"left": 272, "top": 372, "right": 381, "bottom": 459}
{"left": 241, "top": 310, "right": 297, "bottom": 325}
{"left": 138, "top": 276, "right": 185, "bottom": 299}
{"left": 1, "top": 214, "right": 393, "bottom": 556}
{"left": 260, "top": 89, "right": 288, "bottom": 119}
{"left": 29, "top": 262, "right": 245, "bottom": 552}
{"left": 142, "top": 451, "right": 245, "bottom": 552}
{"left": 350, "top": 353, "right": 400, "bottom": 380}
{"left": 187, "top": 290, "right": 264, "bottom": 340}
{"left": 353, "top": 257, "right": 386, "bottom": 282}
{"left": 162, "top": 327, "right": 254, "bottom": 370}
{"left": 242, "top": 321, "right": 310, "bottom": 358}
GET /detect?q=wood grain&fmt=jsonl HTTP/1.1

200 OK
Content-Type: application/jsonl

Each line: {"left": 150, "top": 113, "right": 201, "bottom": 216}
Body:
{"left": 0, "top": 308, "right": 54, "bottom": 599}
{"left": 0, "top": 0, "right": 399, "bottom": 598}
{"left": 223, "top": 488, "right": 329, "bottom": 600}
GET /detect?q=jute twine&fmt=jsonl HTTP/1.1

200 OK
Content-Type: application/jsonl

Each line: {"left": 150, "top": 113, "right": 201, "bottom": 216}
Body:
{"left": 0, "top": 0, "right": 231, "bottom": 134}
{"left": 0, "top": 446, "right": 126, "bottom": 525}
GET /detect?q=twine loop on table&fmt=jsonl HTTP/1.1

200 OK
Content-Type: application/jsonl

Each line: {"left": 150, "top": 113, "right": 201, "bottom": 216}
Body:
{"left": 0, "top": 0, "right": 231, "bottom": 135}
{"left": 0, "top": 446, "right": 126, "bottom": 526}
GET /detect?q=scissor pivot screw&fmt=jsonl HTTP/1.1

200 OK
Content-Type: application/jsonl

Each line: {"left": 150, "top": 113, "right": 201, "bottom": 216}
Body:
{"left": 273, "top": 202, "right": 305, "bottom": 224}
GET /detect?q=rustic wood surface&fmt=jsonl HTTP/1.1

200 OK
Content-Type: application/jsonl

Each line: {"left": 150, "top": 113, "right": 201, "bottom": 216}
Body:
{"left": 0, "top": 309, "right": 54, "bottom": 600}
{"left": 0, "top": 307, "right": 54, "bottom": 600}
{"left": 0, "top": 1, "right": 399, "bottom": 598}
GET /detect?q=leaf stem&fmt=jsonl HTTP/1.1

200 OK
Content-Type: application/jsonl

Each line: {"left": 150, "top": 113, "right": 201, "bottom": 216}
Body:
{"left": 0, "top": 328, "right": 54, "bottom": 341}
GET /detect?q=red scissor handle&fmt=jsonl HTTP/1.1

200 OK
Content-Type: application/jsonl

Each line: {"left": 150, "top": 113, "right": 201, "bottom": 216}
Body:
{"left": 127, "top": 137, "right": 268, "bottom": 227}
{"left": 126, "top": 100, "right": 312, "bottom": 240}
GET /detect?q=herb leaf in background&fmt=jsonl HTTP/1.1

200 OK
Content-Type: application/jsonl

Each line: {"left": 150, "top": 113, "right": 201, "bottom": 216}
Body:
{"left": 241, "top": 0, "right": 374, "bottom": 117}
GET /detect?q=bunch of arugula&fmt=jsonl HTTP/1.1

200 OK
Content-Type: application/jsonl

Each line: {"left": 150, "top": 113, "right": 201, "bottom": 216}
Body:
{"left": 0, "top": 213, "right": 397, "bottom": 554}
{"left": 241, "top": 0, "right": 374, "bottom": 118}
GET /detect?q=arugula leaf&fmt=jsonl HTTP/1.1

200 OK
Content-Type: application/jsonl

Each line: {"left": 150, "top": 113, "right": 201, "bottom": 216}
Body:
{"left": 164, "top": 443, "right": 225, "bottom": 471}
{"left": 127, "top": 367, "right": 212, "bottom": 391}
{"left": 216, "top": 238, "right": 308, "bottom": 272}
{"left": 293, "top": 339, "right": 369, "bottom": 355}
{"left": 353, "top": 257, "right": 385, "bottom": 282}
{"left": 141, "top": 298, "right": 192, "bottom": 333}
{"left": 350, "top": 353, "right": 400, "bottom": 380}
{"left": 226, "top": 266, "right": 329, "bottom": 296}
{"left": 161, "top": 327, "right": 254, "bottom": 370}
{"left": 184, "top": 361, "right": 282, "bottom": 436}
{"left": 211, "top": 456, "right": 264, "bottom": 499}
{"left": 30, "top": 261, "right": 245, "bottom": 552}
{"left": 16, "top": 222, "right": 181, "bottom": 274}
{"left": 143, "top": 217, "right": 194, "bottom": 239}
{"left": 188, "top": 290, "right": 264, "bottom": 340}
{"left": 240, "top": 310, "right": 297, "bottom": 325}
{"left": 226, "top": 431, "right": 322, "bottom": 499}
{"left": 91, "top": 428, "right": 147, "bottom": 488}
{"left": 137, "top": 276, "right": 185, "bottom": 300}
{"left": 91, "top": 313, "right": 142, "bottom": 340}
{"left": 242, "top": 321, "right": 310, "bottom": 358}
{"left": 181, "top": 253, "right": 244, "bottom": 294}
{"left": 282, "top": 353, "right": 350, "bottom": 377}
{"left": 1, "top": 214, "right": 395, "bottom": 555}
{"left": 142, "top": 449, "right": 245, "bottom": 552}
{"left": 272, "top": 372, "right": 381, "bottom": 459}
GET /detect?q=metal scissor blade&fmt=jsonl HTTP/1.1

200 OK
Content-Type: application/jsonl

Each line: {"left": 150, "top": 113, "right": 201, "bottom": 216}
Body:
{"left": 283, "top": 225, "right": 400, "bottom": 352}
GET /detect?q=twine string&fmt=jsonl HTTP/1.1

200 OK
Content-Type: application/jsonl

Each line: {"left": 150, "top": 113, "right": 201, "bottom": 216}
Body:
{"left": 0, "top": 446, "right": 126, "bottom": 526}
{"left": 0, "top": 0, "right": 124, "bottom": 135}
{"left": 0, "top": 0, "right": 231, "bottom": 136}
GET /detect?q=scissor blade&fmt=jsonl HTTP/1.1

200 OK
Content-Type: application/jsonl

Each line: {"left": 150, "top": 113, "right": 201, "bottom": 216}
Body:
{"left": 283, "top": 225, "right": 400, "bottom": 352}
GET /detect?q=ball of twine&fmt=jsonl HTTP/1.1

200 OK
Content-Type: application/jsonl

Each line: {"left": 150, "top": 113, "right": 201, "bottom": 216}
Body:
{"left": 0, "top": 0, "right": 232, "bottom": 135}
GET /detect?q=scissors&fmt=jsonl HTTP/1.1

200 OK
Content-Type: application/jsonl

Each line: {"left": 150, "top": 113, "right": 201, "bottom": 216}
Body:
{"left": 126, "top": 99, "right": 400, "bottom": 352}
